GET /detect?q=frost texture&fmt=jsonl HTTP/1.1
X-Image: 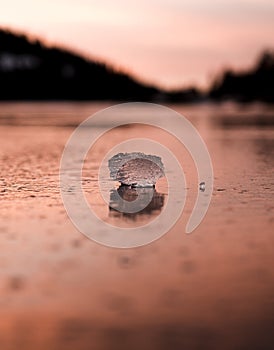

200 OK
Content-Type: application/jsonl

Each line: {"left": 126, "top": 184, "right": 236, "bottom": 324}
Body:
{"left": 108, "top": 152, "right": 165, "bottom": 187}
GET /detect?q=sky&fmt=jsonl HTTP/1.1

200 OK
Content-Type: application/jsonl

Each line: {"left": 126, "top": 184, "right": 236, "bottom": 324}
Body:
{"left": 0, "top": 0, "right": 273, "bottom": 89}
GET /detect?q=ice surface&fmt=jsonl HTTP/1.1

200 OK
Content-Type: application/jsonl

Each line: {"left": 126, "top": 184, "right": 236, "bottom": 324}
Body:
{"left": 108, "top": 152, "right": 165, "bottom": 187}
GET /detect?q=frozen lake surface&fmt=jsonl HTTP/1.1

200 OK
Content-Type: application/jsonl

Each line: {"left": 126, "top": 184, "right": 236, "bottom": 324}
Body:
{"left": 0, "top": 101, "right": 273, "bottom": 349}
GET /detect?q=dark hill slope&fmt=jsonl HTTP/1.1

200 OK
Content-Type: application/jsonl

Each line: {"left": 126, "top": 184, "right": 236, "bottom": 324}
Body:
{"left": 0, "top": 29, "right": 159, "bottom": 101}
{"left": 209, "top": 51, "right": 274, "bottom": 103}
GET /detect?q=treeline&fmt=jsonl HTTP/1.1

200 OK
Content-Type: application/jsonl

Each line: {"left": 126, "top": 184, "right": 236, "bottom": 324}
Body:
{"left": 209, "top": 51, "right": 274, "bottom": 103}
{"left": 0, "top": 28, "right": 273, "bottom": 102}
{"left": 0, "top": 29, "right": 158, "bottom": 101}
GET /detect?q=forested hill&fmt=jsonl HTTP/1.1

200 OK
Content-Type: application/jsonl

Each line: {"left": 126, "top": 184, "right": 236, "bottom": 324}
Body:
{"left": 0, "top": 28, "right": 273, "bottom": 103}
{"left": 209, "top": 51, "right": 274, "bottom": 103}
{"left": 0, "top": 29, "right": 160, "bottom": 101}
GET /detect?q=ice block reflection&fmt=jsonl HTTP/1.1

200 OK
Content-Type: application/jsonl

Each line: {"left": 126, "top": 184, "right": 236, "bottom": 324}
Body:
{"left": 109, "top": 186, "right": 165, "bottom": 220}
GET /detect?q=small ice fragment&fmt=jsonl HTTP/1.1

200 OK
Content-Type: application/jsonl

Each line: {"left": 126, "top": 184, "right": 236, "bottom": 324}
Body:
{"left": 199, "top": 181, "right": 205, "bottom": 192}
{"left": 108, "top": 152, "right": 165, "bottom": 187}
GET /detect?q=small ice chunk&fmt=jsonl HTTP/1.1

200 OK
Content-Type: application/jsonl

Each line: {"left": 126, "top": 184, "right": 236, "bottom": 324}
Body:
{"left": 108, "top": 152, "right": 165, "bottom": 187}
{"left": 199, "top": 181, "right": 205, "bottom": 192}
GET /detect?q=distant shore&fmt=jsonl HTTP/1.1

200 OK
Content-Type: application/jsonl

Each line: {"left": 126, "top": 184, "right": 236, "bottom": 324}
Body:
{"left": 0, "top": 28, "right": 273, "bottom": 103}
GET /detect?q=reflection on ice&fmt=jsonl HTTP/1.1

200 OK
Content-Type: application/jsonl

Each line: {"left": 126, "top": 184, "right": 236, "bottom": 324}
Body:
{"left": 109, "top": 186, "right": 165, "bottom": 219}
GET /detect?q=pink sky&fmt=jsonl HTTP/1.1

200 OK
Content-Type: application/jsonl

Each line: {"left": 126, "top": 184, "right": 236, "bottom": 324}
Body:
{"left": 0, "top": 0, "right": 273, "bottom": 89}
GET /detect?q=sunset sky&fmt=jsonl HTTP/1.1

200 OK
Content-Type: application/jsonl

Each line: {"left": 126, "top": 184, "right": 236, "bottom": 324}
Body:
{"left": 0, "top": 0, "right": 273, "bottom": 89}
